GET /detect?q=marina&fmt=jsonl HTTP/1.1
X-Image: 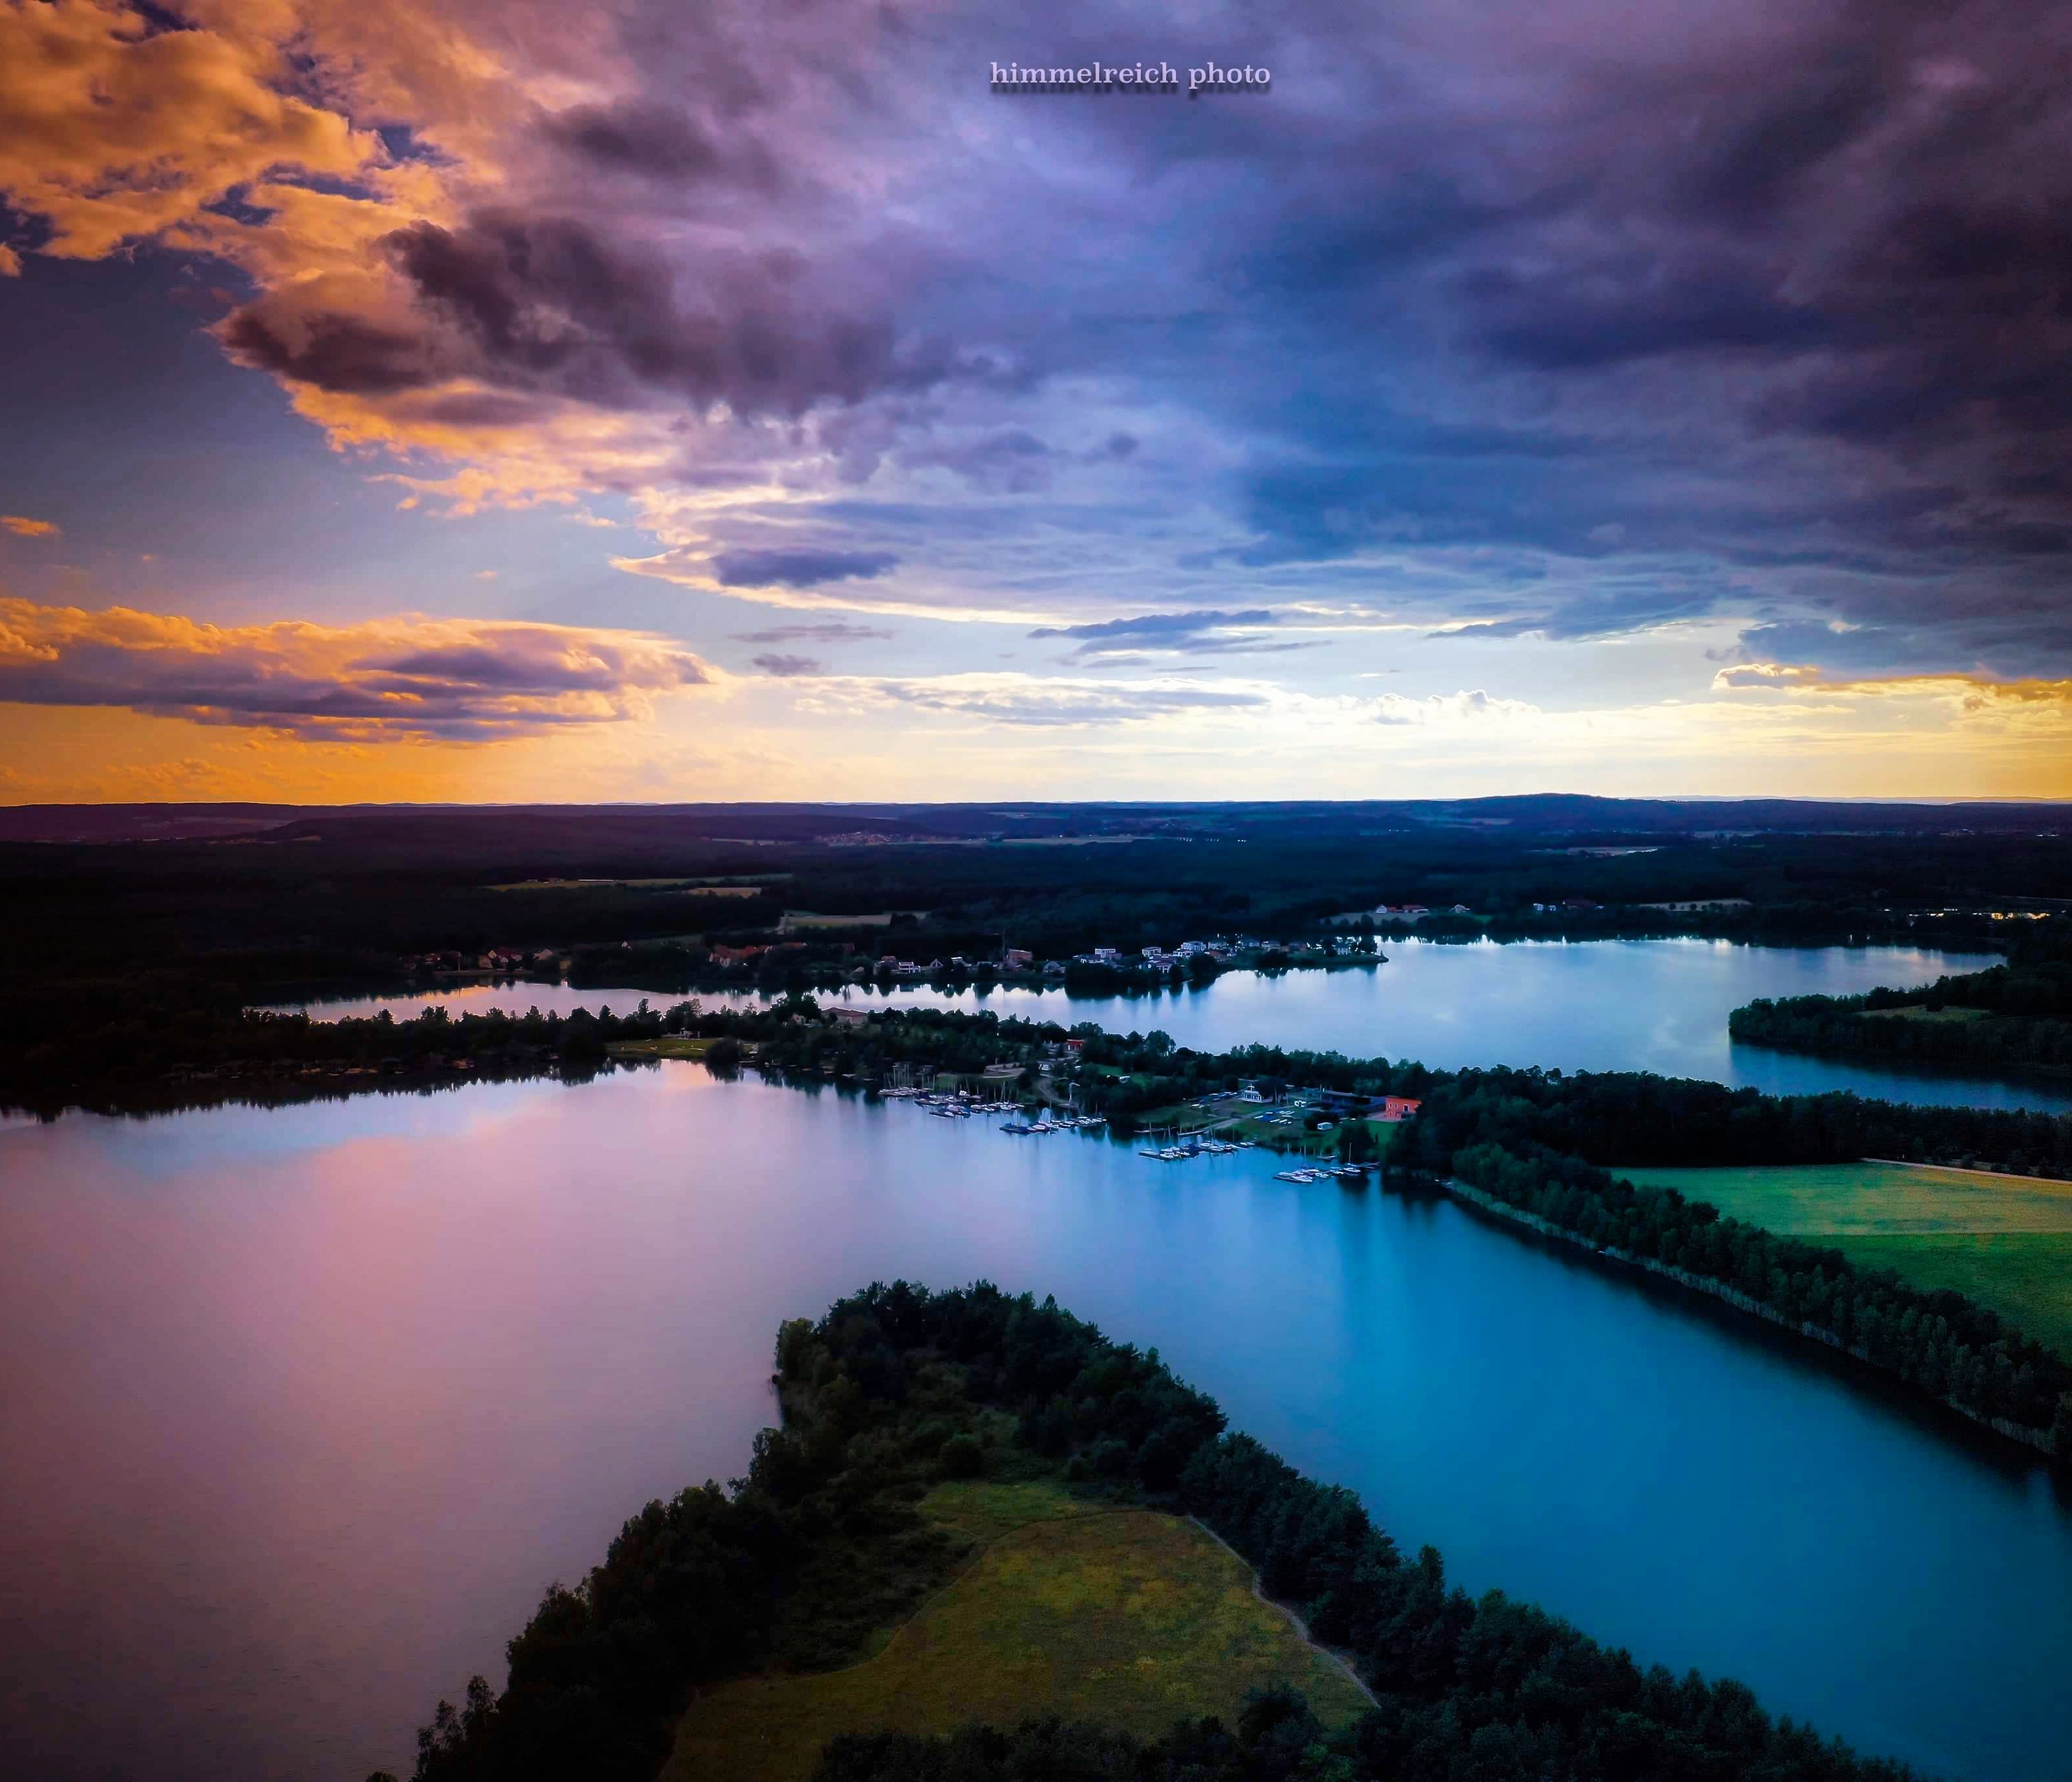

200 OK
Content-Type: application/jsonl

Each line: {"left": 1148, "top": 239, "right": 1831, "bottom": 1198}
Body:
{"left": 879, "top": 1086, "right": 1107, "bottom": 1133}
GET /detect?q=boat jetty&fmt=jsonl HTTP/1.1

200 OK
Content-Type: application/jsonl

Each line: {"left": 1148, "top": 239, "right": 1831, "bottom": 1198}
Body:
{"left": 878, "top": 1086, "right": 1105, "bottom": 1132}
{"left": 1137, "top": 1137, "right": 1253, "bottom": 1163}
{"left": 1273, "top": 1163, "right": 1372, "bottom": 1183}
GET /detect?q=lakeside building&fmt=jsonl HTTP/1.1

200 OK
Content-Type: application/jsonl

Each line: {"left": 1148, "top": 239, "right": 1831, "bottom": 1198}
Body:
{"left": 1309, "top": 1089, "right": 1423, "bottom": 1120}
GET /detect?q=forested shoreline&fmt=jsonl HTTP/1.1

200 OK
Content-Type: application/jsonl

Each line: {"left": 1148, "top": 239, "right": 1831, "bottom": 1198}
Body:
{"left": 1730, "top": 936, "right": 2072, "bottom": 1075}
{"left": 1436, "top": 1156, "right": 2069, "bottom": 1456}
{"left": 382, "top": 1283, "right": 1926, "bottom": 1782}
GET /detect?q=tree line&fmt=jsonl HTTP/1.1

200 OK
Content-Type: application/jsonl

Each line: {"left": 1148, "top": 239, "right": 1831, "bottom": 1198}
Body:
{"left": 1729, "top": 926, "right": 2072, "bottom": 1074}
{"left": 1441, "top": 1138, "right": 2072, "bottom": 1451}
{"left": 381, "top": 1282, "right": 1924, "bottom": 1782}
{"left": 1402, "top": 1063, "right": 2072, "bottom": 1179}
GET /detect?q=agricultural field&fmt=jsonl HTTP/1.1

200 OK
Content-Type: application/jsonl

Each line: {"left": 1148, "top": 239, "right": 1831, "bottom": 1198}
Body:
{"left": 662, "top": 1479, "right": 1369, "bottom": 1782}
{"left": 1615, "top": 1162, "right": 2072, "bottom": 1356}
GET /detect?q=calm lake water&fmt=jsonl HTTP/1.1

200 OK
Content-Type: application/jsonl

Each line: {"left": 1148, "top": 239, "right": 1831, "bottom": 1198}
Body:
{"left": 279, "top": 939, "right": 2069, "bottom": 1112}
{"left": 4, "top": 1069, "right": 2070, "bottom": 1782}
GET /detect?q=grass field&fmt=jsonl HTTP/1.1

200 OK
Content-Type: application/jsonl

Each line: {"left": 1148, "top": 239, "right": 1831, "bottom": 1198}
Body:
{"left": 662, "top": 1480, "right": 1369, "bottom": 1782}
{"left": 1615, "top": 1162, "right": 2072, "bottom": 1354}
{"left": 605, "top": 1035, "right": 719, "bottom": 1059}
{"left": 1857, "top": 1004, "right": 1992, "bottom": 1023}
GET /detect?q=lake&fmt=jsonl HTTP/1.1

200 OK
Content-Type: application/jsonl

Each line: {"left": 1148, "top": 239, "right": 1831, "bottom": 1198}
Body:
{"left": 4, "top": 1068, "right": 2070, "bottom": 1782}
{"left": 277, "top": 938, "right": 2070, "bottom": 1113}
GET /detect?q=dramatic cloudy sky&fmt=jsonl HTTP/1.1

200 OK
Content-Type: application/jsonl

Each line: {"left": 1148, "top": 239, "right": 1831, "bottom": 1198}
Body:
{"left": 1, "top": 0, "right": 2067, "bottom": 801}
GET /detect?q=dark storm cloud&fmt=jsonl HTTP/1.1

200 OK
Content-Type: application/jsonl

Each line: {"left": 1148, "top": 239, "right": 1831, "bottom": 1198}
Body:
{"left": 1115, "top": 0, "right": 2072, "bottom": 670}
{"left": 223, "top": 209, "right": 951, "bottom": 418}
{"left": 63, "top": 0, "right": 2072, "bottom": 682}
{"left": 1468, "top": 263, "right": 1845, "bottom": 370}
{"left": 543, "top": 102, "right": 719, "bottom": 177}
{"left": 219, "top": 308, "right": 435, "bottom": 396}
{"left": 711, "top": 548, "right": 898, "bottom": 588}
{"left": 750, "top": 652, "right": 822, "bottom": 676}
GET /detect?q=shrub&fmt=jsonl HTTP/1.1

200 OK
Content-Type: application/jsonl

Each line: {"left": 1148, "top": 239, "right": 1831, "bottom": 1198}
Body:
{"left": 937, "top": 1433, "right": 985, "bottom": 1479}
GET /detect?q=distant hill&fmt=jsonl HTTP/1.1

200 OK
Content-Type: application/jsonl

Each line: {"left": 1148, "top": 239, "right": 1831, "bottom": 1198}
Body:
{"left": 3, "top": 794, "right": 2067, "bottom": 847}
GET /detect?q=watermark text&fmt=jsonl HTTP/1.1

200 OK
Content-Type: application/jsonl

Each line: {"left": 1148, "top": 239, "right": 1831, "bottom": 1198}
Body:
{"left": 991, "top": 60, "right": 1270, "bottom": 95}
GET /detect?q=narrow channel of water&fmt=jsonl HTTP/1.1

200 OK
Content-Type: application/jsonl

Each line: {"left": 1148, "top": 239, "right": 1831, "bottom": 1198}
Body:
{"left": 4, "top": 1071, "right": 2068, "bottom": 1782}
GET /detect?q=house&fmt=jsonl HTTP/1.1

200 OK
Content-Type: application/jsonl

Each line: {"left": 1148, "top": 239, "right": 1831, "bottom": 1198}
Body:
{"left": 1377, "top": 1096, "right": 1421, "bottom": 1121}
{"left": 1093, "top": 946, "right": 1119, "bottom": 961}
{"left": 826, "top": 1006, "right": 871, "bottom": 1027}
{"left": 1002, "top": 948, "right": 1034, "bottom": 968}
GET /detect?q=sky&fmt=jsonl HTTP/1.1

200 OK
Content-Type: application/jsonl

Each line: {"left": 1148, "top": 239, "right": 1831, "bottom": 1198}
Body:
{"left": 1, "top": 0, "right": 2068, "bottom": 804}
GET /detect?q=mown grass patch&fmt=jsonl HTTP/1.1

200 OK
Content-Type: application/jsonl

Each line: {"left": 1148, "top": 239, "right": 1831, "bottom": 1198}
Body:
{"left": 1857, "top": 1004, "right": 1994, "bottom": 1023}
{"left": 662, "top": 1482, "right": 1368, "bottom": 1782}
{"left": 1613, "top": 1161, "right": 2072, "bottom": 1235}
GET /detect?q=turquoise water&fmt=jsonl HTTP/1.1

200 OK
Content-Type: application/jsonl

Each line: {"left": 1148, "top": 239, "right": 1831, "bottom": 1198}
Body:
{"left": 3, "top": 1069, "right": 2068, "bottom": 1781}
{"left": 277, "top": 937, "right": 2065, "bottom": 1112}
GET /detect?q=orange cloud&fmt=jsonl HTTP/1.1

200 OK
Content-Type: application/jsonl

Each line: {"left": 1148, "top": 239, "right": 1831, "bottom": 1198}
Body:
{"left": 1712, "top": 663, "right": 2072, "bottom": 706}
{"left": 1, "top": 515, "right": 57, "bottom": 537}
{"left": 0, "top": 0, "right": 380, "bottom": 261}
{"left": 0, "top": 597, "right": 715, "bottom": 742}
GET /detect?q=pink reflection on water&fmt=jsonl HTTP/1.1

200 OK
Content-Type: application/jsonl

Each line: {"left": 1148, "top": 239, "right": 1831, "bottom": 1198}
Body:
{"left": 0, "top": 1068, "right": 795, "bottom": 1781}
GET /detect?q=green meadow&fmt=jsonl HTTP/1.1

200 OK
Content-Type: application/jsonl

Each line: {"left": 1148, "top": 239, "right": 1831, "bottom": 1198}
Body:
{"left": 662, "top": 1479, "right": 1368, "bottom": 1782}
{"left": 1615, "top": 1161, "right": 2072, "bottom": 1356}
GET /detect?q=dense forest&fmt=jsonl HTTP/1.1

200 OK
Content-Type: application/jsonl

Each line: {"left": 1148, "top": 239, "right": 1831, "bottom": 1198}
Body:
{"left": 1731, "top": 929, "right": 2072, "bottom": 1074}
{"left": 380, "top": 1283, "right": 1925, "bottom": 1782}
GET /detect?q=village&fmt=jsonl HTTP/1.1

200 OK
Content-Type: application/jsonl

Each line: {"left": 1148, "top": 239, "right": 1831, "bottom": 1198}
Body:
{"left": 403, "top": 928, "right": 1392, "bottom": 990}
